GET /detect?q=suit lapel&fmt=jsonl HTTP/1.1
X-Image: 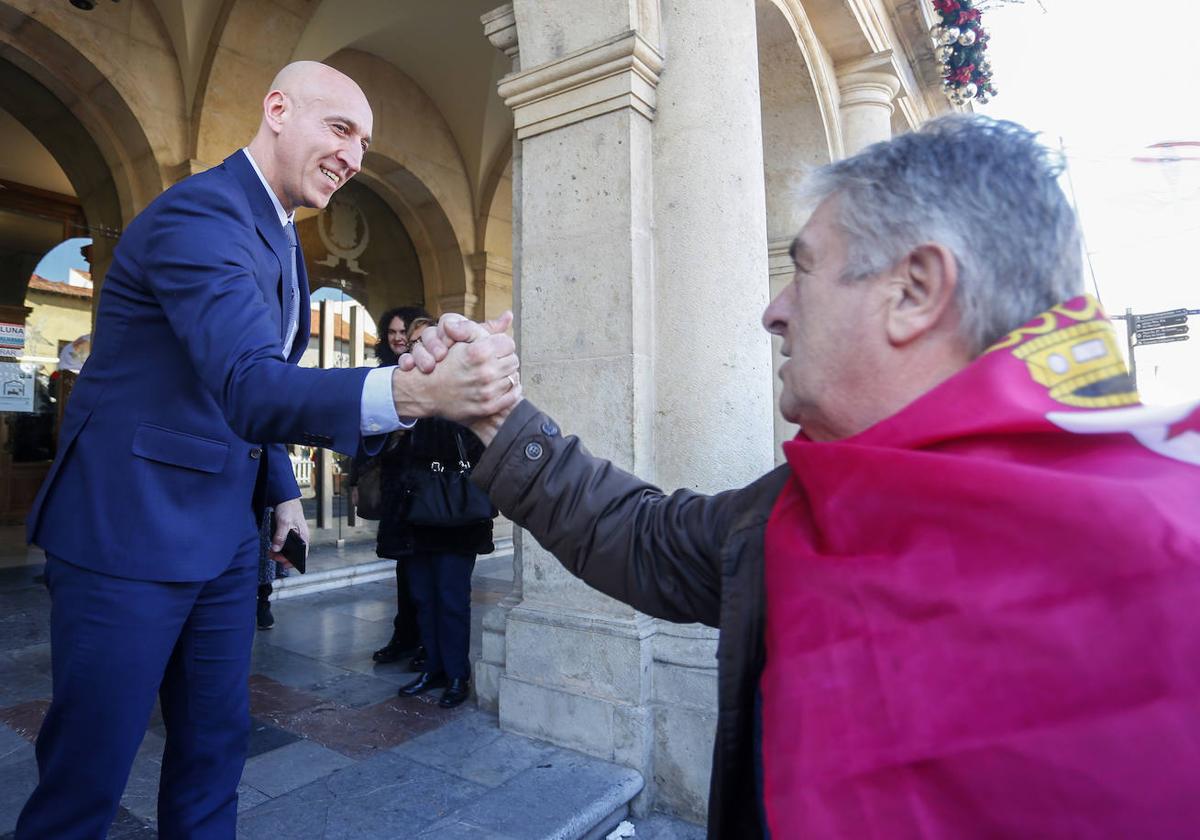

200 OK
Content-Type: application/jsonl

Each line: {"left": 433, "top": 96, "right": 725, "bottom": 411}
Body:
{"left": 223, "top": 151, "right": 293, "bottom": 352}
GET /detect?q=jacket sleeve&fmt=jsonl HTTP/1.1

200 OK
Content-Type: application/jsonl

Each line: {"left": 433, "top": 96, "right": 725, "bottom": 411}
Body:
{"left": 137, "top": 180, "right": 370, "bottom": 455}
{"left": 266, "top": 442, "right": 301, "bottom": 504}
{"left": 472, "top": 400, "right": 737, "bottom": 627}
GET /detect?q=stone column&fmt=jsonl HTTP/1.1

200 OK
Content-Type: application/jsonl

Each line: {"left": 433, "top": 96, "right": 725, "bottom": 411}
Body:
{"left": 645, "top": 0, "right": 776, "bottom": 819}
{"left": 476, "top": 3, "right": 524, "bottom": 713}
{"left": 482, "top": 5, "right": 665, "bottom": 799}
{"left": 836, "top": 53, "right": 901, "bottom": 156}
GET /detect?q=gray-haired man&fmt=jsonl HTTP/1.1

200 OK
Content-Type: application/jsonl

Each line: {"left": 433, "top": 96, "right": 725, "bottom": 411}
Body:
{"left": 425, "top": 115, "right": 1200, "bottom": 839}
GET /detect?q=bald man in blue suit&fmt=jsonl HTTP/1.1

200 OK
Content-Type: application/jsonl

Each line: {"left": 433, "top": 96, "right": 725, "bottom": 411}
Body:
{"left": 16, "top": 61, "right": 520, "bottom": 839}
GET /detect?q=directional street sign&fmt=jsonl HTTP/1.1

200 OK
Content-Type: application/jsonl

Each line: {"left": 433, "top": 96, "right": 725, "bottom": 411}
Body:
{"left": 1135, "top": 314, "right": 1188, "bottom": 330}
{"left": 1137, "top": 334, "right": 1190, "bottom": 347}
{"left": 1135, "top": 307, "right": 1189, "bottom": 324}
{"left": 1135, "top": 325, "right": 1189, "bottom": 341}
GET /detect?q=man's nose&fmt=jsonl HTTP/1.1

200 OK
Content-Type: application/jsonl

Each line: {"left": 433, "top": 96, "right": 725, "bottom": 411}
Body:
{"left": 339, "top": 143, "right": 363, "bottom": 178}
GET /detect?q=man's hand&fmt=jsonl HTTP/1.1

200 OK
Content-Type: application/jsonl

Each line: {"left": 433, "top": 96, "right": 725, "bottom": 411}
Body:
{"left": 467, "top": 372, "right": 523, "bottom": 446}
{"left": 391, "top": 311, "right": 520, "bottom": 422}
{"left": 399, "top": 312, "right": 514, "bottom": 374}
{"left": 270, "top": 497, "right": 308, "bottom": 568}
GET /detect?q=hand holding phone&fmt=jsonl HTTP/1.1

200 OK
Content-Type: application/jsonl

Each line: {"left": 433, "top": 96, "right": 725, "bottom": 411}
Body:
{"left": 280, "top": 529, "right": 307, "bottom": 574}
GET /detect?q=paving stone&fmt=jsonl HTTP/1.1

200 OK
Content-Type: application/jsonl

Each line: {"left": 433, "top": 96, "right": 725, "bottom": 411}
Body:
{"left": 240, "top": 739, "right": 354, "bottom": 798}
{"left": 421, "top": 748, "right": 643, "bottom": 840}
{"left": 248, "top": 674, "right": 324, "bottom": 719}
{"left": 0, "top": 643, "right": 51, "bottom": 676}
{"left": 236, "top": 783, "right": 270, "bottom": 813}
{"left": 0, "top": 665, "right": 51, "bottom": 712}
{"left": 0, "top": 755, "right": 37, "bottom": 834}
{"left": 249, "top": 640, "right": 351, "bottom": 690}
{"left": 307, "top": 671, "right": 405, "bottom": 709}
{"left": 0, "top": 724, "right": 33, "bottom": 770}
{"left": 628, "top": 813, "right": 708, "bottom": 839}
{"left": 108, "top": 806, "right": 155, "bottom": 838}
{"left": 119, "top": 730, "right": 166, "bottom": 823}
{"left": 394, "top": 710, "right": 559, "bottom": 788}
{"left": 236, "top": 751, "right": 489, "bottom": 839}
{"left": 267, "top": 694, "right": 459, "bottom": 759}
{"left": 0, "top": 700, "right": 48, "bottom": 741}
{"left": 257, "top": 607, "right": 384, "bottom": 663}
{"left": 247, "top": 717, "right": 302, "bottom": 758}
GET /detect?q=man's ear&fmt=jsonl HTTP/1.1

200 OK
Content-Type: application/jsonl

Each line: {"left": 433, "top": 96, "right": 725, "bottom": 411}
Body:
{"left": 262, "top": 90, "right": 288, "bottom": 135}
{"left": 885, "top": 243, "right": 958, "bottom": 346}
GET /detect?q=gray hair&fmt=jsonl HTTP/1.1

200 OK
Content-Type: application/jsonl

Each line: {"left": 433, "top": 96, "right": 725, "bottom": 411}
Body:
{"left": 803, "top": 114, "right": 1083, "bottom": 354}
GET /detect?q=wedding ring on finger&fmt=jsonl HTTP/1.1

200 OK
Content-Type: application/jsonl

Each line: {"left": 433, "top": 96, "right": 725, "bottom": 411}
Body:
{"left": 506, "top": 374, "right": 517, "bottom": 391}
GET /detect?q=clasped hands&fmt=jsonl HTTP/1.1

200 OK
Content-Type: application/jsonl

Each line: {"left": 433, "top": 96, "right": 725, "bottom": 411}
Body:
{"left": 389, "top": 310, "right": 522, "bottom": 445}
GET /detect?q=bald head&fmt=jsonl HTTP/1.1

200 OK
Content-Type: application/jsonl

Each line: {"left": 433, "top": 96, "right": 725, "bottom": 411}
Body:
{"left": 266, "top": 61, "right": 367, "bottom": 113}
{"left": 247, "top": 61, "right": 373, "bottom": 213}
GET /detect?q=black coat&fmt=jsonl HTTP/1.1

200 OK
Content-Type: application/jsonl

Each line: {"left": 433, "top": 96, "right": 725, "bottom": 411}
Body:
{"left": 370, "top": 418, "right": 494, "bottom": 560}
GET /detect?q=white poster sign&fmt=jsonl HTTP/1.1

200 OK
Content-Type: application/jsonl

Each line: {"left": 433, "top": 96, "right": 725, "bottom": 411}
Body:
{"left": 0, "top": 363, "right": 36, "bottom": 413}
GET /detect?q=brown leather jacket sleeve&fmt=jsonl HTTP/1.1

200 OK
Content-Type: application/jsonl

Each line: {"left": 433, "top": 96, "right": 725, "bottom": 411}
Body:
{"left": 472, "top": 400, "right": 740, "bottom": 627}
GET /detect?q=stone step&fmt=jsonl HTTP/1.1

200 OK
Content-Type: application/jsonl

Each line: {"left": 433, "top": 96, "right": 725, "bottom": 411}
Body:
{"left": 388, "top": 710, "right": 646, "bottom": 840}
{"left": 272, "top": 535, "right": 514, "bottom": 601}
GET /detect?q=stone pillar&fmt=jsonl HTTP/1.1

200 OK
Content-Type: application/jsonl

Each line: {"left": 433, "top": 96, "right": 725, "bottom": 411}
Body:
{"left": 645, "top": 0, "right": 776, "bottom": 819}
{"left": 836, "top": 54, "right": 901, "bottom": 156}
{"left": 477, "top": 3, "right": 523, "bottom": 713}
{"left": 483, "top": 5, "right": 665, "bottom": 802}
{"left": 652, "top": 0, "right": 775, "bottom": 493}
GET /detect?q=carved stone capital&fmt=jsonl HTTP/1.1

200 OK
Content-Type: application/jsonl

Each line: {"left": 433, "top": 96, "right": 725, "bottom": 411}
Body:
{"left": 497, "top": 30, "right": 664, "bottom": 140}
{"left": 481, "top": 4, "right": 518, "bottom": 60}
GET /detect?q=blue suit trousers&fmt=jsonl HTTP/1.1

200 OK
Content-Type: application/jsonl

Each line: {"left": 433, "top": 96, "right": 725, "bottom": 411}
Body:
{"left": 16, "top": 544, "right": 258, "bottom": 839}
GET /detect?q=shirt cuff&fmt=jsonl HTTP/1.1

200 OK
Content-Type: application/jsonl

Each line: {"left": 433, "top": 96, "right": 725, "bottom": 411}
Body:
{"left": 360, "top": 366, "right": 415, "bottom": 434}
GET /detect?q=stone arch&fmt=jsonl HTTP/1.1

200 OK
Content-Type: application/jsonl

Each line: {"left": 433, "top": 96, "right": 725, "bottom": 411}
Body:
{"left": 756, "top": 0, "right": 838, "bottom": 245}
{"left": 0, "top": 3, "right": 170, "bottom": 223}
{"left": 0, "top": 7, "right": 167, "bottom": 310}
{"left": 323, "top": 49, "right": 477, "bottom": 318}
{"left": 477, "top": 142, "right": 513, "bottom": 255}
{"left": 190, "top": 0, "right": 315, "bottom": 166}
{"left": 355, "top": 158, "right": 467, "bottom": 320}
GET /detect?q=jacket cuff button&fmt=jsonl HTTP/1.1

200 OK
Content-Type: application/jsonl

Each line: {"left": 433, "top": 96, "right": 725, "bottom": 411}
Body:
{"left": 524, "top": 441, "right": 544, "bottom": 461}
{"left": 540, "top": 421, "right": 559, "bottom": 437}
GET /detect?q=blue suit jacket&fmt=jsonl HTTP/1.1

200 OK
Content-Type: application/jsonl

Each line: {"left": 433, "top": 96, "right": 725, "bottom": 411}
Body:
{"left": 28, "top": 151, "right": 376, "bottom": 582}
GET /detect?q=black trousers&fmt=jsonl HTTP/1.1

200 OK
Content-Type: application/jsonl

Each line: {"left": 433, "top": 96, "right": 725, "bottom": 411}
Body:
{"left": 391, "top": 559, "right": 421, "bottom": 649}
{"left": 405, "top": 551, "right": 475, "bottom": 680}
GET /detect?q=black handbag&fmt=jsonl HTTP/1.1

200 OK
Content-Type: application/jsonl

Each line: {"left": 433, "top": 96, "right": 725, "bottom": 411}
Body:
{"left": 404, "top": 431, "right": 495, "bottom": 528}
{"left": 354, "top": 457, "right": 384, "bottom": 520}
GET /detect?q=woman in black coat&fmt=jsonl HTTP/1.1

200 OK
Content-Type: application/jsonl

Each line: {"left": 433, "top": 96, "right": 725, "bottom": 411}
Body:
{"left": 359, "top": 313, "right": 494, "bottom": 708}
{"left": 357, "top": 306, "right": 430, "bottom": 666}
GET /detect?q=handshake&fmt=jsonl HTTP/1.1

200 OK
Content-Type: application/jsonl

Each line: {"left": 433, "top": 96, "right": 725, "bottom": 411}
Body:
{"left": 389, "top": 310, "right": 522, "bottom": 445}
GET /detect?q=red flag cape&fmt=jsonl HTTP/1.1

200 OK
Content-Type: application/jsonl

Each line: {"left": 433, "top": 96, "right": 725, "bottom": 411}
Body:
{"left": 762, "top": 296, "right": 1200, "bottom": 838}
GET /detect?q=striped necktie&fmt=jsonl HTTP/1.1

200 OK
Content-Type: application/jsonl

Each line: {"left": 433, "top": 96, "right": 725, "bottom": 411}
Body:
{"left": 282, "top": 221, "right": 300, "bottom": 357}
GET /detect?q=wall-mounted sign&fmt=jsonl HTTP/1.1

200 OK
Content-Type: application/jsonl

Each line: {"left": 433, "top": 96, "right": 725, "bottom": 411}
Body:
{"left": 0, "top": 322, "right": 25, "bottom": 359}
{"left": 0, "top": 363, "right": 36, "bottom": 412}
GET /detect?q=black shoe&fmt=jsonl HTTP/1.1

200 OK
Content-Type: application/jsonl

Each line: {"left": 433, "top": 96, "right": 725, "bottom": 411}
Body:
{"left": 373, "top": 640, "right": 420, "bottom": 664}
{"left": 399, "top": 672, "right": 447, "bottom": 697}
{"left": 256, "top": 598, "right": 274, "bottom": 630}
{"left": 438, "top": 678, "right": 471, "bottom": 709}
{"left": 409, "top": 646, "right": 428, "bottom": 671}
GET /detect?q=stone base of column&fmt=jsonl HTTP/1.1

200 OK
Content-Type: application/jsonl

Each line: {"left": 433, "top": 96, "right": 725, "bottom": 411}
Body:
{"left": 650, "top": 623, "right": 718, "bottom": 822}
{"left": 497, "top": 604, "right": 657, "bottom": 814}
{"left": 473, "top": 593, "right": 517, "bottom": 713}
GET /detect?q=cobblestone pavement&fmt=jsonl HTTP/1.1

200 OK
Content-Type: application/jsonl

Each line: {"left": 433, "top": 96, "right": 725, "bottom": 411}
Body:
{"left": 0, "top": 552, "right": 703, "bottom": 839}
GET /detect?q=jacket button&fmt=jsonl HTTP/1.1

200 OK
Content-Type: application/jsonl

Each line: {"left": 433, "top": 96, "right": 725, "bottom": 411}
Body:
{"left": 540, "top": 421, "right": 559, "bottom": 437}
{"left": 249, "top": 448, "right": 262, "bottom": 459}
{"left": 524, "top": 441, "right": 543, "bottom": 461}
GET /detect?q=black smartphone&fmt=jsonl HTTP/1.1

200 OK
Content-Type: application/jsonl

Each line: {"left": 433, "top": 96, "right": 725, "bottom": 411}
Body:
{"left": 280, "top": 529, "right": 307, "bottom": 574}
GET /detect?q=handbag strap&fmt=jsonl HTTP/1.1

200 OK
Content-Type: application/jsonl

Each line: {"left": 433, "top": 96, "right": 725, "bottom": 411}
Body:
{"left": 453, "top": 430, "right": 470, "bottom": 470}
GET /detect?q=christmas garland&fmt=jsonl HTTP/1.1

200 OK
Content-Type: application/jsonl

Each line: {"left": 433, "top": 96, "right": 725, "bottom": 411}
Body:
{"left": 930, "top": 0, "right": 996, "bottom": 105}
